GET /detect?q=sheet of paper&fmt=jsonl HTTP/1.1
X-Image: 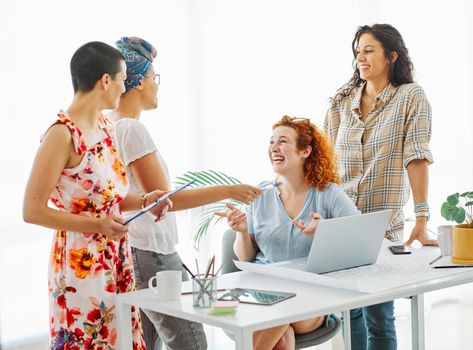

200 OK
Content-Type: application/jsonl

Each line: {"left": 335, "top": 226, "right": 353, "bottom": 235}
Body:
{"left": 235, "top": 241, "right": 473, "bottom": 294}
{"left": 325, "top": 243, "right": 470, "bottom": 292}
{"left": 234, "top": 260, "right": 364, "bottom": 292}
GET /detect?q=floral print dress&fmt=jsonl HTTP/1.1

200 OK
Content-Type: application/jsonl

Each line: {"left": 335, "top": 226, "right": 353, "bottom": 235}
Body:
{"left": 47, "top": 112, "right": 146, "bottom": 350}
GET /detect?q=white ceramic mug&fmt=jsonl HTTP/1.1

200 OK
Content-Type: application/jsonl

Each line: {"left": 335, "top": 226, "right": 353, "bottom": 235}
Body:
{"left": 148, "top": 270, "right": 182, "bottom": 301}
{"left": 437, "top": 225, "right": 453, "bottom": 256}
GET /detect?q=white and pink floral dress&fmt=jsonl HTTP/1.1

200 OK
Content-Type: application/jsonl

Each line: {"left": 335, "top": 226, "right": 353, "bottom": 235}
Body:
{"left": 47, "top": 111, "right": 146, "bottom": 350}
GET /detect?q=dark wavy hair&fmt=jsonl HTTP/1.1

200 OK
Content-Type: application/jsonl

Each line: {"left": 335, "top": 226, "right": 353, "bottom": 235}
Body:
{"left": 338, "top": 24, "right": 414, "bottom": 99}
{"left": 272, "top": 116, "right": 340, "bottom": 191}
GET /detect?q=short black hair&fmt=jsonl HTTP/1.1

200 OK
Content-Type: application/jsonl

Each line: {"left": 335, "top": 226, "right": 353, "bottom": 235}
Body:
{"left": 70, "top": 41, "right": 124, "bottom": 93}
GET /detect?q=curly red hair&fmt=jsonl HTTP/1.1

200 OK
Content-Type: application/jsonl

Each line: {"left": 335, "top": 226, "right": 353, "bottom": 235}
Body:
{"left": 272, "top": 116, "right": 340, "bottom": 191}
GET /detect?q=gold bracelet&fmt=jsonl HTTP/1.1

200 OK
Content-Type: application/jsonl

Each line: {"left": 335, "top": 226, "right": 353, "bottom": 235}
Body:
{"left": 141, "top": 193, "right": 149, "bottom": 209}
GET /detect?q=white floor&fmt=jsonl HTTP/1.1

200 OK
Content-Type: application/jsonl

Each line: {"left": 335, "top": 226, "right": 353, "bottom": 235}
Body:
{"left": 4, "top": 298, "right": 473, "bottom": 350}
{"left": 396, "top": 299, "right": 473, "bottom": 350}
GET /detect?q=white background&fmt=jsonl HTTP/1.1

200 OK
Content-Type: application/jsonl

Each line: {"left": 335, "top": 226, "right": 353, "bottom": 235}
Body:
{"left": 1, "top": 0, "right": 472, "bottom": 345}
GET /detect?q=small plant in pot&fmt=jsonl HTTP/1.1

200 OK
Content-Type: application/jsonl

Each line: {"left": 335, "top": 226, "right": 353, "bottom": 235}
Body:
{"left": 441, "top": 191, "right": 473, "bottom": 264}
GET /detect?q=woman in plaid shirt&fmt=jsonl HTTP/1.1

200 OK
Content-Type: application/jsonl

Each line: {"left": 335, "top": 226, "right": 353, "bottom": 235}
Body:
{"left": 324, "top": 24, "right": 436, "bottom": 350}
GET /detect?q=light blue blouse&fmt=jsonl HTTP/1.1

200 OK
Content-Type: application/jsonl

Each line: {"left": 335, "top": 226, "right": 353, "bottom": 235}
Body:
{"left": 247, "top": 180, "right": 360, "bottom": 264}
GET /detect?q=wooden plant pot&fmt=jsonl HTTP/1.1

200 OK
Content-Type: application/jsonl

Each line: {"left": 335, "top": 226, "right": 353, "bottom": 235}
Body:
{"left": 451, "top": 224, "right": 473, "bottom": 265}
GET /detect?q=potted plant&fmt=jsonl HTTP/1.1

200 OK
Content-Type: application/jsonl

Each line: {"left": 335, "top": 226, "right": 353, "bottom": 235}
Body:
{"left": 441, "top": 191, "right": 473, "bottom": 264}
{"left": 174, "top": 170, "right": 244, "bottom": 249}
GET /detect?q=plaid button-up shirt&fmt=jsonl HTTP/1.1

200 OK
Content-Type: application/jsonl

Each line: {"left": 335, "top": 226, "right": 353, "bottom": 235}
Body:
{"left": 324, "top": 82, "right": 433, "bottom": 241}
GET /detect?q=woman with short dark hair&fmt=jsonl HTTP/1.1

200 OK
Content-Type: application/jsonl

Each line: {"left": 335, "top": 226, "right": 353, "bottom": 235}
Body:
{"left": 324, "top": 23, "right": 435, "bottom": 350}
{"left": 23, "top": 41, "right": 171, "bottom": 349}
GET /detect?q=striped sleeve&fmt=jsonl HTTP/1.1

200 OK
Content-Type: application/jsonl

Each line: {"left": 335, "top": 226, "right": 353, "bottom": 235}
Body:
{"left": 403, "top": 87, "right": 434, "bottom": 167}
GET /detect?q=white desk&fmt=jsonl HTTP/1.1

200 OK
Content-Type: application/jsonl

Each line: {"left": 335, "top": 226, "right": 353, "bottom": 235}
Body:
{"left": 116, "top": 246, "right": 473, "bottom": 350}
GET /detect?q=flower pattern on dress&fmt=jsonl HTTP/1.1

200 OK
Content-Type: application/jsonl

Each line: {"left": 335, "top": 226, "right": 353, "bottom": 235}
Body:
{"left": 47, "top": 111, "right": 146, "bottom": 350}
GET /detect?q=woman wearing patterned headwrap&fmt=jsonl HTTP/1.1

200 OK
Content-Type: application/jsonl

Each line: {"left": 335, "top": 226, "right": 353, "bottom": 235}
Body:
{"left": 23, "top": 41, "right": 172, "bottom": 350}
{"left": 109, "top": 37, "right": 261, "bottom": 350}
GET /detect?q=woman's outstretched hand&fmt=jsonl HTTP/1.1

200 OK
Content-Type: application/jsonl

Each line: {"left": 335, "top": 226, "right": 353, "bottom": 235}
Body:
{"left": 292, "top": 212, "right": 324, "bottom": 236}
{"left": 227, "top": 185, "right": 262, "bottom": 204}
{"left": 215, "top": 203, "right": 248, "bottom": 233}
{"left": 146, "top": 189, "right": 173, "bottom": 222}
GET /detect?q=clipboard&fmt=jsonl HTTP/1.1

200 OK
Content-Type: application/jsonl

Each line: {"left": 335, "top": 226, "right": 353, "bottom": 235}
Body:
{"left": 123, "top": 180, "right": 196, "bottom": 225}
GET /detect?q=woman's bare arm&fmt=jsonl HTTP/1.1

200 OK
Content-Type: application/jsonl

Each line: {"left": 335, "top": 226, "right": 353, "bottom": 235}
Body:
{"left": 23, "top": 125, "right": 127, "bottom": 239}
{"left": 128, "top": 152, "right": 261, "bottom": 211}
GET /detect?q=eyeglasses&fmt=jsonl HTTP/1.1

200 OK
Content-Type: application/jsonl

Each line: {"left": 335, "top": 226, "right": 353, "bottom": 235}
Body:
{"left": 288, "top": 117, "right": 310, "bottom": 125}
{"left": 291, "top": 117, "right": 310, "bottom": 123}
{"left": 145, "top": 73, "right": 160, "bottom": 85}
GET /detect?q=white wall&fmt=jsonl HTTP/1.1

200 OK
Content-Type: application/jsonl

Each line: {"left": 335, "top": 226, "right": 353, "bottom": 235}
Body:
{"left": 1, "top": 0, "right": 472, "bottom": 345}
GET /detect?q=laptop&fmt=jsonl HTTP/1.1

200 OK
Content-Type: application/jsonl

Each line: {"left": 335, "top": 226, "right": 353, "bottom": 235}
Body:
{"left": 279, "top": 210, "right": 391, "bottom": 274}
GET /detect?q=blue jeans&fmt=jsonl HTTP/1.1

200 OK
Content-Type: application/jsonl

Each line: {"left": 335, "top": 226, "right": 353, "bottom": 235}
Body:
{"left": 348, "top": 301, "right": 397, "bottom": 350}
{"left": 131, "top": 247, "right": 207, "bottom": 350}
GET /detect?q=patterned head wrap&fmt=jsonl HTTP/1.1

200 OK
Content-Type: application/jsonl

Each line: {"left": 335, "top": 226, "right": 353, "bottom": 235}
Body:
{"left": 115, "top": 37, "right": 157, "bottom": 92}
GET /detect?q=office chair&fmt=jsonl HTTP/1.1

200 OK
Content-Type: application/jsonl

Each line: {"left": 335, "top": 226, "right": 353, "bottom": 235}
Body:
{"left": 221, "top": 229, "right": 341, "bottom": 349}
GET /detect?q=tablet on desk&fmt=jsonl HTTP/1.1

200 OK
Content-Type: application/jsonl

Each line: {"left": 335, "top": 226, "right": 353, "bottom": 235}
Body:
{"left": 218, "top": 288, "right": 296, "bottom": 305}
{"left": 123, "top": 180, "right": 195, "bottom": 225}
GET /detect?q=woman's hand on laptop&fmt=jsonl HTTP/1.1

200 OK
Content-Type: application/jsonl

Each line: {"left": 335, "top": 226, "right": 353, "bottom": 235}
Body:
{"left": 215, "top": 203, "right": 248, "bottom": 233}
{"left": 292, "top": 212, "right": 324, "bottom": 236}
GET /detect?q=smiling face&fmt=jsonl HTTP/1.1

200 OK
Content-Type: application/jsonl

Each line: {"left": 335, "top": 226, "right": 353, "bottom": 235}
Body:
{"left": 356, "top": 33, "right": 391, "bottom": 83}
{"left": 268, "top": 126, "right": 311, "bottom": 175}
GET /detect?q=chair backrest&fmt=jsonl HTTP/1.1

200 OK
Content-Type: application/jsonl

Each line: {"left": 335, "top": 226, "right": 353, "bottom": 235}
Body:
{"left": 221, "top": 229, "right": 241, "bottom": 274}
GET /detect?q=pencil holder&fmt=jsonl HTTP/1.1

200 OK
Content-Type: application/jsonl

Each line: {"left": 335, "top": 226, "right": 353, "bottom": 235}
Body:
{"left": 192, "top": 274, "right": 217, "bottom": 308}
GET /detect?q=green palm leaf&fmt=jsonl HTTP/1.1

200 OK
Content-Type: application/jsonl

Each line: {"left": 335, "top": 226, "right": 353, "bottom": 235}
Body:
{"left": 175, "top": 170, "right": 241, "bottom": 187}
{"left": 174, "top": 170, "right": 243, "bottom": 249}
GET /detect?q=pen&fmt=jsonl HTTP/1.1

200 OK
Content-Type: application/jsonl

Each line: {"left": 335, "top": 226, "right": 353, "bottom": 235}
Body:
{"left": 433, "top": 265, "right": 473, "bottom": 269}
{"left": 181, "top": 261, "right": 213, "bottom": 298}
{"left": 205, "top": 255, "right": 215, "bottom": 278}
{"left": 181, "top": 262, "right": 196, "bottom": 278}
{"left": 213, "top": 265, "right": 223, "bottom": 276}
{"left": 195, "top": 259, "right": 200, "bottom": 277}
{"left": 429, "top": 255, "right": 443, "bottom": 265}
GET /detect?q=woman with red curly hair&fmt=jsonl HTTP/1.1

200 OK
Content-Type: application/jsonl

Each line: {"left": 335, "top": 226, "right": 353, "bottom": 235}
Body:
{"left": 216, "top": 116, "right": 359, "bottom": 350}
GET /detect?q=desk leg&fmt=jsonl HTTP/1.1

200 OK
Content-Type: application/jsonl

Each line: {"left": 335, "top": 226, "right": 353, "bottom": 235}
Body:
{"left": 411, "top": 294, "right": 425, "bottom": 350}
{"left": 234, "top": 329, "right": 253, "bottom": 350}
{"left": 342, "top": 310, "right": 351, "bottom": 350}
{"left": 116, "top": 302, "right": 133, "bottom": 350}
